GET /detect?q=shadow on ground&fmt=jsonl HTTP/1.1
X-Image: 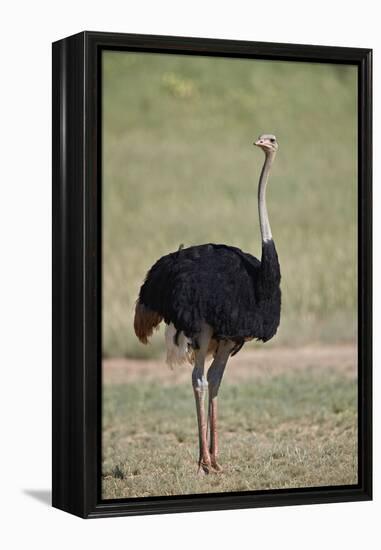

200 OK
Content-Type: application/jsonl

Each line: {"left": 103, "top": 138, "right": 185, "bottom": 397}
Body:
{"left": 23, "top": 489, "right": 51, "bottom": 506}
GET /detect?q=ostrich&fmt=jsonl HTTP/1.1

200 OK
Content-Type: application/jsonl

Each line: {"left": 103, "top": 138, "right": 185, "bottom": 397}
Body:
{"left": 134, "top": 134, "right": 281, "bottom": 474}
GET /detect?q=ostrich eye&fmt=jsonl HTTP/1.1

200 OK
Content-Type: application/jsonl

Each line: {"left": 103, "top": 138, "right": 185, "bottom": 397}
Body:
{"left": 270, "top": 138, "right": 275, "bottom": 143}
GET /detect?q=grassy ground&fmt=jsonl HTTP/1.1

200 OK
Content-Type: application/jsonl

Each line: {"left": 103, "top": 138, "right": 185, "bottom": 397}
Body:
{"left": 102, "top": 52, "right": 358, "bottom": 358}
{"left": 101, "top": 53, "right": 358, "bottom": 500}
{"left": 102, "top": 345, "right": 357, "bottom": 498}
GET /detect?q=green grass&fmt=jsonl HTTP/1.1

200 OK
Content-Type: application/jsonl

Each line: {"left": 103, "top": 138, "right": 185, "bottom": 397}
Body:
{"left": 102, "top": 52, "right": 358, "bottom": 358}
{"left": 102, "top": 367, "right": 357, "bottom": 498}
{"left": 101, "top": 56, "right": 358, "bottom": 497}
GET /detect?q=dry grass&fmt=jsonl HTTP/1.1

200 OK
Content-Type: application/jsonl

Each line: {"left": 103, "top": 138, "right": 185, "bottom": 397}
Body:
{"left": 102, "top": 345, "right": 357, "bottom": 499}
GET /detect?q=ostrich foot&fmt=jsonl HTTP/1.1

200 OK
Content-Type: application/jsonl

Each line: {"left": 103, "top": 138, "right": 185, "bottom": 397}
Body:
{"left": 197, "top": 459, "right": 211, "bottom": 475}
{"left": 210, "top": 460, "right": 223, "bottom": 473}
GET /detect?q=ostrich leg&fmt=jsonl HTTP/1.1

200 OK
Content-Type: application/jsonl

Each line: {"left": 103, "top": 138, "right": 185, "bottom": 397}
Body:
{"left": 207, "top": 340, "right": 235, "bottom": 471}
{"left": 192, "top": 324, "right": 213, "bottom": 475}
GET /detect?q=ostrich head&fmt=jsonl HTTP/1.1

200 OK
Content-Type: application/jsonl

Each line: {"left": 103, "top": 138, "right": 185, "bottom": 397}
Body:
{"left": 254, "top": 134, "right": 278, "bottom": 153}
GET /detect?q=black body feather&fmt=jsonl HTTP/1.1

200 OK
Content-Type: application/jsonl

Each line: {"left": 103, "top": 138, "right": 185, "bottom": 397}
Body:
{"left": 137, "top": 241, "right": 281, "bottom": 351}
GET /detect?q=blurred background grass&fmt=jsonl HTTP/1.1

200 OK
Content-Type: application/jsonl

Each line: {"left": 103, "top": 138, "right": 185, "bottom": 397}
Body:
{"left": 102, "top": 52, "right": 357, "bottom": 359}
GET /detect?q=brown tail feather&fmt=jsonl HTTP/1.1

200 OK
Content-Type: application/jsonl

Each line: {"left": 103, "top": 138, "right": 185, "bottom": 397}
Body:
{"left": 134, "top": 302, "right": 163, "bottom": 344}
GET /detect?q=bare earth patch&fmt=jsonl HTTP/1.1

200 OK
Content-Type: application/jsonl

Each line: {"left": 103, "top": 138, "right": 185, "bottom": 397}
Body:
{"left": 103, "top": 344, "right": 357, "bottom": 385}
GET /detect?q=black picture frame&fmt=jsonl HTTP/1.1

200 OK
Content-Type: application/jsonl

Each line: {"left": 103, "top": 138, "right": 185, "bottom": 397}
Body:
{"left": 52, "top": 31, "right": 372, "bottom": 519}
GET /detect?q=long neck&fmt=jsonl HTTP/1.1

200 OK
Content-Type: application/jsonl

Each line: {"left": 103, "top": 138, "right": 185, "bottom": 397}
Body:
{"left": 258, "top": 151, "right": 275, "bottom": 243}
{"left": 257, "top": 151, "right": 281, "bottom": 293}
